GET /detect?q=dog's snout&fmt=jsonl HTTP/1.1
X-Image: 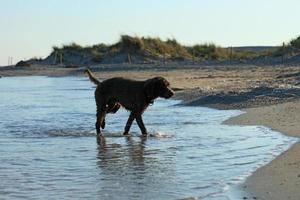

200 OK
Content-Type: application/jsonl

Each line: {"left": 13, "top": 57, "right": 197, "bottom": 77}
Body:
{"left": 169, "top": 90, "right": 175, "bottom": 97}
{"left": 165, "top": 89, "right": 175, "bottom": 98}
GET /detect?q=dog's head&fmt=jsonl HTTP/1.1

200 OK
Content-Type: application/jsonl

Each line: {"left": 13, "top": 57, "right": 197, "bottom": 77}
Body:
{"left": 144, "top": 77, "right": 175, "bottom": 101}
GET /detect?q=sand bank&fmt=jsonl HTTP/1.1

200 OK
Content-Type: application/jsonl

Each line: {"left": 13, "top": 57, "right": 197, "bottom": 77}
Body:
{"left": 225, "top": 101, "right": 300, "bottom": 200}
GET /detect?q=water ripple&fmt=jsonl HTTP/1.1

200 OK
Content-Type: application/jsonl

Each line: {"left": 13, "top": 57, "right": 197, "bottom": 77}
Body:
{"left": 0, "top": 76, "right": 298, "bottom": 200}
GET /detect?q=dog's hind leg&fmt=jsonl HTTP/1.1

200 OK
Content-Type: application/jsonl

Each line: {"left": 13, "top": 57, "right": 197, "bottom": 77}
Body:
{"left": 96, "top": 110, "right": 106, "bottom": 136}
{"left": 95, "top": 119, "right": 101, "bottom": 135}
{"left": 101, "top": 102, "right": 120, "bottom": 129}
{"left": 123, "top": 112, "right": 135, "bottom": 135}
{"left": 95, "top": 94, "right": 107, "bottom": 135}
{"left": 100, "top": 100, "right": 120, "bottom": 130}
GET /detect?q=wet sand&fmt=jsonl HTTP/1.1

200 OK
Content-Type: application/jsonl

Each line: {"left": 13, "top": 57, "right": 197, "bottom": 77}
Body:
{"left": 225, "top": 101, "right": 300, "bottom": 200}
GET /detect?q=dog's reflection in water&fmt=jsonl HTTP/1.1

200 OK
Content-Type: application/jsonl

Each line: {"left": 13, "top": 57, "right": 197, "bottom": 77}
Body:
{"left": 96, "top": 135, "right": 148, "bottom": 172}
{"left": 95, "top": 135, "right": 175, "bottom": 198}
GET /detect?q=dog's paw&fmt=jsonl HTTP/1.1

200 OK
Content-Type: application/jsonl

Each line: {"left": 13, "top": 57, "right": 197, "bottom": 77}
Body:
{"left": 141, "top": 133, "right": 148, "bottom": 137}
{"left": 123, "top": 132, "right": 130, "bottom": 136}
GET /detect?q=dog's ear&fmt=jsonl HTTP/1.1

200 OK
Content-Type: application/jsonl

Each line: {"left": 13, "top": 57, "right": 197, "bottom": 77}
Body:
{"left": 144, "top": 78, "right": 157, "bottom": 101}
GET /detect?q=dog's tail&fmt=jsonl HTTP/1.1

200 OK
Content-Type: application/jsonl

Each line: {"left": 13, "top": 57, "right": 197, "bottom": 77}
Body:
{"left": 84, "top": 69, "right": 101, "bottom": 85}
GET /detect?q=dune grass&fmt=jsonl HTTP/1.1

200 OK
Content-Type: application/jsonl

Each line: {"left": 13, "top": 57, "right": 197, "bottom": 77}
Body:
{"left": 49, "top": 35, "right": 287, "bottom": 63}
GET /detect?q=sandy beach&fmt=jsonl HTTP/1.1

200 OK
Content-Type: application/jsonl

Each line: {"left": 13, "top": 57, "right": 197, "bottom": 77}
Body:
{"left": 225, "top": 101, "right": 300, "bottom": 200}
{"left": 1, "top": 63, "right": 300, "bottom": 199}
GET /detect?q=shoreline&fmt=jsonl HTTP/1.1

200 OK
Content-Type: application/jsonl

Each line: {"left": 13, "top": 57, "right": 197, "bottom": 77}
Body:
{"left": 224, "top": 101, "right": 300, "bottom": 200}
{"left": 1, "top": 64, "right": 300, "bottom": 199}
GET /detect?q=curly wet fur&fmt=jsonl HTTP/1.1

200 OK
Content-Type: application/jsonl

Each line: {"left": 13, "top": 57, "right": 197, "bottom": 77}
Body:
{"left": 84, "top": 69, "right": 175, "bottom": 136}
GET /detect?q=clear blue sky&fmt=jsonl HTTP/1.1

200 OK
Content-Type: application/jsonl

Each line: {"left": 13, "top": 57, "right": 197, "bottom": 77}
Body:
{"left": 1, "top": 0, "right": 300, "bottom": 66}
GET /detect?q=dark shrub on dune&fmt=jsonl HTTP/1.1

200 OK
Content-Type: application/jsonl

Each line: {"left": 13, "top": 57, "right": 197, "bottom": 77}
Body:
{"left": 290, "top": 36, "right": 300, "bottom": 49}
{"left": 15, "top": 60, "right": 31, "bottom": 67}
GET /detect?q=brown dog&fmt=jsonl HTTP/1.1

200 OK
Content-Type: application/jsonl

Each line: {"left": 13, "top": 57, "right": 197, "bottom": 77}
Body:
{"left": 85, "top": 69, "right": 174, "bottom": 136}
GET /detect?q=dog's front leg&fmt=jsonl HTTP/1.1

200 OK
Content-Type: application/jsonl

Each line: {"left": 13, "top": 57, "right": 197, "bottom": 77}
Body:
{"left": 123, "top": 112, "right": 135, "bottom": 135}
{"left": 136, "top": 114, "right": 147, "bottom": 135}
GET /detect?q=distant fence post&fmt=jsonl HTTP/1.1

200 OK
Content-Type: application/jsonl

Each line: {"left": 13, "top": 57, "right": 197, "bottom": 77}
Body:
{"left": 53, "top": 51, "right": 57, "bottom": 65}
{"left": 127, "top": 53, "right": 132, "bottom": 64}
{"left": 229, "top": 46, "right": 233, "bottom": 64}
{"left": 8, "top": 56, "right": 13, "bottom": 66}
{"left": 192, "top": 49, "right": 195, "bottom": 64}
{"left": 60, "top": 53, "right": 63, "bottom": 65}
{"left": 282, "top": 42, "right": 285, "bottom": 65}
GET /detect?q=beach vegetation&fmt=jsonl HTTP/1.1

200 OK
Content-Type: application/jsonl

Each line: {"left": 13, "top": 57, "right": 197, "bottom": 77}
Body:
{"left": 48, "top": 35, "right": 283, "bottom": 63}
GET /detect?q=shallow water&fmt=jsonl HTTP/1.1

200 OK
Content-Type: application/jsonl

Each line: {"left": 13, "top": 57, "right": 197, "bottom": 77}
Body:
{"left": 0, "top": 76, "right": 297, "bottom": 200}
